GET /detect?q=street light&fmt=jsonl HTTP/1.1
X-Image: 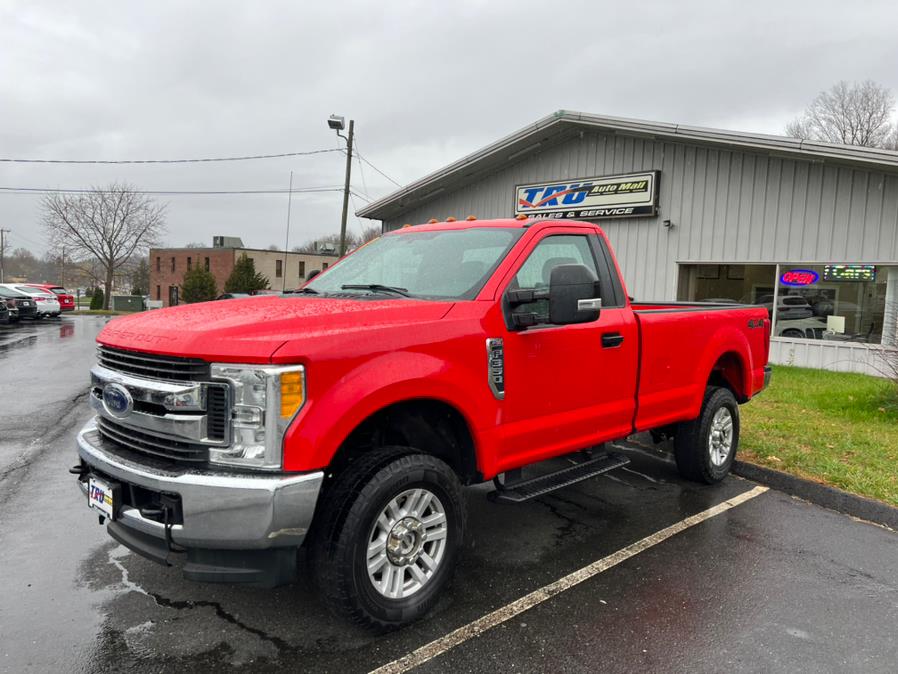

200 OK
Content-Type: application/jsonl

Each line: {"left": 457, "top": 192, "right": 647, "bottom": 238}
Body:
{"left": 328, "top": 113, "right": 354, "bottom": 256}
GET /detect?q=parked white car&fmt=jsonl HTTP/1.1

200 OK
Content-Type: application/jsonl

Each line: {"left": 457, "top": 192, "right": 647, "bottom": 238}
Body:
{"left": 0, "top": 284, "right": 61, "bottom": 317}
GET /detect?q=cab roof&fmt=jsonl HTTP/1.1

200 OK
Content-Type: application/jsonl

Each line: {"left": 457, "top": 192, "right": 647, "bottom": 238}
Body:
{"left": 386, "top": 217, "right": 600, "bottom": 233}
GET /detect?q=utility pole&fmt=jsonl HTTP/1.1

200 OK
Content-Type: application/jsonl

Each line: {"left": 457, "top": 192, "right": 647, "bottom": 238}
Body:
{"left": 338, "top": 119, "right": 355, "bottom": 257}
{"left": 282, "top": 170, "right": 293, "bottom": 291}
{"left": 0, "top": 228, "right": 9, "bottom": 283}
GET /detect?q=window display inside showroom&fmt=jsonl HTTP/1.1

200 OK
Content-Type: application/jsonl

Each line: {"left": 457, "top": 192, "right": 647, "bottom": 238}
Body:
{"left": 678, "top": 264, "right": 898, "bottom": 346}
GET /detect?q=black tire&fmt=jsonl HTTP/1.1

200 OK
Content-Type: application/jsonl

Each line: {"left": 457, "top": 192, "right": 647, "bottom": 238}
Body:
{"left": 674, "top": 386, "right": 740, "bottom": 484}
{"left": 310, "top": 447, "right": 466, "bottom": 630}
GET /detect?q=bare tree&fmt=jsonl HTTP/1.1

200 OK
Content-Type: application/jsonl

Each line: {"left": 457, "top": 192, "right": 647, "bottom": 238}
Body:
{"left": 42, "top": 183, "right": 166, "bottom": 309}
{"left": 359, "top": 225, "right": 381, "bottom": 244}
{"left": 293, "top": 232, "right": 346, "bottom": 254}
{"left": 786, "top": 80, "right": 897, "bottom": 148}
{"left": 293, "top": 227, "right": 381, "bottom": 254}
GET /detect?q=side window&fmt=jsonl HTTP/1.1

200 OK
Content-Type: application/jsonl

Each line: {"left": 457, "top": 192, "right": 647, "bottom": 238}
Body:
{"left": 510, "top": 235, "right": 599, "bottom": 322}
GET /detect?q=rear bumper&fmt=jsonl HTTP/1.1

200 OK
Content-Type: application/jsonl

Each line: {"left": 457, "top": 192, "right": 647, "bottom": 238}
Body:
{"left": 75, "top": 418, "right": 324, "bottom": 583}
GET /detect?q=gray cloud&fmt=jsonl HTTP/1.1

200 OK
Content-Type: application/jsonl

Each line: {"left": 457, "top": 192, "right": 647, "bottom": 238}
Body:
{"left": 2, "top": 0, "right": 897, "bottom": 255}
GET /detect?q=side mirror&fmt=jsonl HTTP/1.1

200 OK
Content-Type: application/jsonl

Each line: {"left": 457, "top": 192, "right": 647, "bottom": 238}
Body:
{"left": 548, "top": 264, "right": 601, "bottom": 325}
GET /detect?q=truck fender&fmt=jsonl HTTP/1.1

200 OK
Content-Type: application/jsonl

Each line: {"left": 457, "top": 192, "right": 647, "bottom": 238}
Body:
{"left": 690, "top": 325, "right": 754, "bottom": 414}
{"left": 282, "top": 351, "right": 485, "bottom": 472}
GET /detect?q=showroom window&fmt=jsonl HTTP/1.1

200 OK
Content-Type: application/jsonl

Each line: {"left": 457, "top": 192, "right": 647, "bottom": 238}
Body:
{"left": 774, "top": 264, "right": 895, "bottom": 344}
{"left": 678, "top": 263, "right": 898, "bottom": 345}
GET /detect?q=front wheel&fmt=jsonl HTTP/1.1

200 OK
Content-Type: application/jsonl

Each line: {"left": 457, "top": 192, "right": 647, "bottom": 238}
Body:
{"left": 310, "top": 448, "right": 465, "bottom": 629}
{"left": 674, "top": 386, "right": 740, "bottom": 484}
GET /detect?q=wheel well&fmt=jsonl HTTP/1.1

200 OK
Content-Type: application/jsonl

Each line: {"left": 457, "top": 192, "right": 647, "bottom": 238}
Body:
{"left": 708, "top": 352, "right": 747, "bottom": 403}
{"left": 331, "top": 399, "right": 480, "bottom": 484}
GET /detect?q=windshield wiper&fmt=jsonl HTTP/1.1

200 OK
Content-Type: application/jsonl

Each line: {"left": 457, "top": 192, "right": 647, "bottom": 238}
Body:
{"left": 294, "top": 287, "right": 319, "bottom": 294}
{"left": 341, "top": 284, "right": 410, "bottom": 297}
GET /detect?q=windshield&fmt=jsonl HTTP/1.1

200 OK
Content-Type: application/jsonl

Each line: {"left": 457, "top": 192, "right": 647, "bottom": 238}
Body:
{"left": 306, "top": 227, "right": 523, "bottom": 299}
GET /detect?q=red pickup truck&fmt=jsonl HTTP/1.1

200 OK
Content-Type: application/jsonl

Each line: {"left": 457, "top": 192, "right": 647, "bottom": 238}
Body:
{"left": 74, "top": 218, "right": 770, "bottom": 628}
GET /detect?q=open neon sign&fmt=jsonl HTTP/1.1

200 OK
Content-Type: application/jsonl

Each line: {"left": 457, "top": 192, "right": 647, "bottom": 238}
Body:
{"left": 780, "top": 269, "right": 819, "bottom": 286}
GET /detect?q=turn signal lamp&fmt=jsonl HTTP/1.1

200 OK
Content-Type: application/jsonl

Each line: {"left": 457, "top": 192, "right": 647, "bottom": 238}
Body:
{"left": 280, "top": 370, "right": 305, "bottom": 419}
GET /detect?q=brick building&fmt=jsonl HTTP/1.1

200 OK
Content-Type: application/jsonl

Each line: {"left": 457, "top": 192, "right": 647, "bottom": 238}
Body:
{"left": 149, "top": 238, "right": 339, "bottom": 307}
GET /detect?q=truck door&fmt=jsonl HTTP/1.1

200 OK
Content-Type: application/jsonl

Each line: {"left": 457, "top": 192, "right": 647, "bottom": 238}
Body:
{"left": 496, "top": 229, "right": 638, "bottom": 469}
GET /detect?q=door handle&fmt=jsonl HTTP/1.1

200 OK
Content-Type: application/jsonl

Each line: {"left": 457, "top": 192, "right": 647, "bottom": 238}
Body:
{"left": 602, "top": 332, "right": 624, "bottom": 348}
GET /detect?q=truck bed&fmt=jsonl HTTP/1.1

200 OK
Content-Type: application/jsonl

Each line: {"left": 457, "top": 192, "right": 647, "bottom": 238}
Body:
{"left": 631, "top": 301, "right": 770, "bottom": 432}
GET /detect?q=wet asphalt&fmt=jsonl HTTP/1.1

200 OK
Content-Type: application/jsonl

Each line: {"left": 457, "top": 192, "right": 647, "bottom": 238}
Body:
{"left": 0, "top": 316, "right": 896, "bottom": 673}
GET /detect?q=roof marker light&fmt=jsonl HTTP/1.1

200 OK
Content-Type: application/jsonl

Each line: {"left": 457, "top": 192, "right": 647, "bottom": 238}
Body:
{"left": 515, "top": 214, "right": 528, "bottom": 221}
{"left": 446, "top": 216, "right": 457, "bottom": 222}
{"left": 428, "top": 218, "right": 438, "bottom": 223}
{"left": 466, "top": 215, "right": 477, "bottom": 221}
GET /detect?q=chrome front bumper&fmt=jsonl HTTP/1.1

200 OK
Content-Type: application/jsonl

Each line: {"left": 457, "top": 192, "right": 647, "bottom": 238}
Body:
{"left": 76, "top": 417, "right": 324, "bottom": 551}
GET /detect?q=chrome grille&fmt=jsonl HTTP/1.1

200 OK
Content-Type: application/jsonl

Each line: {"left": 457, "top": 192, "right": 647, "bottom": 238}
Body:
{"left": 97, "top": 346, "right": 210, "bottom": 382}
{"left": 97, "top": 416, "right": 209, "bottom": 463}
{"left": 93, "top": 347, "right": 232, "bottom": 466}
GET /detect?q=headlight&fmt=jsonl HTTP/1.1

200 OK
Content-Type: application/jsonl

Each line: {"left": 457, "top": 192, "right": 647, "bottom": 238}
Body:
{"left": 209, "top": 364, "right": 305, "bottom": 470}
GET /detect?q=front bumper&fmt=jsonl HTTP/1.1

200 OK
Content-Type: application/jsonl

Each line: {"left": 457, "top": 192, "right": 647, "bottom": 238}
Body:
{"left": 76, "top": 417, "right": 324, "bottom": 553}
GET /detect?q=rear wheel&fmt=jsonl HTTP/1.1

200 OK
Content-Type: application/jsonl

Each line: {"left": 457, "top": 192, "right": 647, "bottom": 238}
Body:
{"left": 674, "top": 386, "right": 740, "bottom": 484}
{"left": 310, "top": 447, "right": 465, "bottom": 630}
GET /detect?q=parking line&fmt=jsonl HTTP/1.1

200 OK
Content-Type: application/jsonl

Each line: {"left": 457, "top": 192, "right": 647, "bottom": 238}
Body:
{"left": 370, "top": 485, "right": 769, "bottom": 674}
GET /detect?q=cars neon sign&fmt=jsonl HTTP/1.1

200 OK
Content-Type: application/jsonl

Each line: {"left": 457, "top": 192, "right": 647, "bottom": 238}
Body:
{"left": 780, "top": 269, "right": 819, "bottom": 286}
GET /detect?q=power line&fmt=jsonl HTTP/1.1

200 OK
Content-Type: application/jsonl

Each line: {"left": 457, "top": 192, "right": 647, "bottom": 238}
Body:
{"left": 0, "top": 147, "right": 344, "bottom": 165}
{"left": 350, "top": 183, "right": 372, "bottom": 201}
{"left": 349, "top": 189, "right": 373, "bottom": 203}
{"left": 353, "top": 138, "right": 402, "bottom": 187}
{"left": 0, "top": 185, "right": 345, "bottom": 196}
{"left": 347, "top": 192, "right": 370, "bottom": 237}
{"left": 354, "top": 149, "right": 371, "bottom": 199}
{"left": 3, "top": 227, "right": 44, "bottom": 249}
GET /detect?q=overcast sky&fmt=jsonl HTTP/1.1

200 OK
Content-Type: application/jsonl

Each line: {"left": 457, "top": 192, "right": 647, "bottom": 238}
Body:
{"left": 2, "top": 0, "right": 897, "bottom": 256}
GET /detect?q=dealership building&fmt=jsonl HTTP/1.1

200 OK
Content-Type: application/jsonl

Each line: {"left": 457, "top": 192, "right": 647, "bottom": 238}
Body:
{"left": 359, "top": 110, "right": 898, "bottom": 374}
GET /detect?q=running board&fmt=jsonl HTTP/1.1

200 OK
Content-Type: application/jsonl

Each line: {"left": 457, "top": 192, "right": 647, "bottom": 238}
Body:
{"left": 488, "top": 451, "right": 630, "bottom": 504}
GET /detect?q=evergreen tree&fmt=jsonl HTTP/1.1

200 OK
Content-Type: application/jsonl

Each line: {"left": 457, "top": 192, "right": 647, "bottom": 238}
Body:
{"left": 89, "top": 288, "right": 105, "bottom": 310}
{"left": 130, "top": 258, "right": 150, "bottom": 295}
{"left": 181, "top": 266, "right": 218, "bottom": 303}
{"left": 224, "top": 254, "right": 269, "bottom": 293}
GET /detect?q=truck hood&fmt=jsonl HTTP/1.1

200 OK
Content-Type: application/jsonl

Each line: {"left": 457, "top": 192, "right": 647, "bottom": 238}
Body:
{"left": 98, "top": 295, "right": 455, "bottom": 362}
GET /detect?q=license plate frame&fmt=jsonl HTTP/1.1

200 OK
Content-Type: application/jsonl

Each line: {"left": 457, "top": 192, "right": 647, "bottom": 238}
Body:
{"left": 87, "top": 475, "right": 119, "bottom": 520}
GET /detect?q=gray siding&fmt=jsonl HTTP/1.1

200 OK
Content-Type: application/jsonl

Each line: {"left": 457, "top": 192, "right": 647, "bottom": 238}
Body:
{"left": 768, "top": 339, "right": 891, "bottom": 377}
{"left": 384, "top": 131, "right": 898, "bottom": 300}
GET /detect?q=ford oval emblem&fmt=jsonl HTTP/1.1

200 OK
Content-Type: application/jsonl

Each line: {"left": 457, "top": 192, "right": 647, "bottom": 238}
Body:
{"left": 102, "top": 383, "right": 134, "bottom": 419}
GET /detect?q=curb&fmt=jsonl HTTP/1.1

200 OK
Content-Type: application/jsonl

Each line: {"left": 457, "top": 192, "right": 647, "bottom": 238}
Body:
{"left": 733, "top": 461, "right": 898, "bottom": 530}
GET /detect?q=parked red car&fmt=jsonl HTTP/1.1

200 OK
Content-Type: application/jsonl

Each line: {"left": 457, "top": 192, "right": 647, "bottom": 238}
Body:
{"left": 26, "top": 284, "right": 75, "bottom": 311}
